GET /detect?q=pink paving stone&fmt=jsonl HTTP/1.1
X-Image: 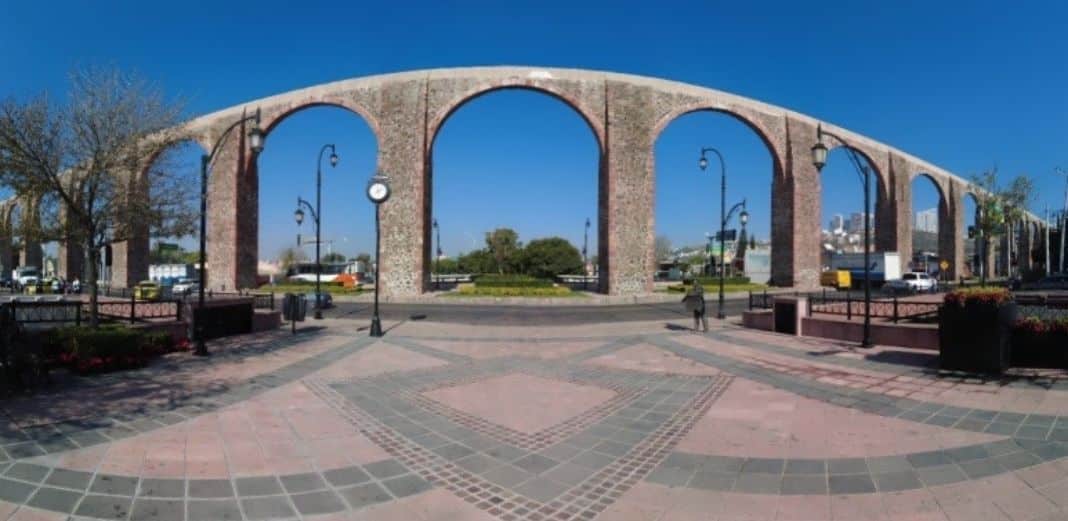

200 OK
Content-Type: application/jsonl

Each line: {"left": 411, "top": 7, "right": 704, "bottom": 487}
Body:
{"left": 675, "top": 377, "right": 1000, "bottom": 458}
{"left": 716, "top": 491, "right": 783, "bottom": 520}
{"left": 422, "top": 372, "right": 616, "bottom": 434}
{"left": 7, "top": 507, "right": 68, "bottom": 521}
{"left": 416, "top": 339, "right": 605, "bottom": 359}
{"left": 314, "top": 341, "right": 447, "bottom": 379}
{"left": 0, "top": 502, "right": 17, "bottom": 520}
{"left": 830, "top": 494, "right": 890, "bottom": 521}
{"left": 584, "top": 343, "right": 722, "bottom": 376}
{"left": 659, "top": 488, "right": 720, "bottom": 520}
{"left": 388, "top": 488, "right": 498, "bottom": 521}
{"left": 51, "top": 444, "right": 108, "bottom": 472}
{"left": 775, "top": 494, "right": 833, "bottom": 521}
{"left": 1016, "top": 462, "right": 1068, "bottom": 489}
{"left": 596, "top": 500, "right": 669, "bottom": 521}
{"left": 880, "top": 489, "right": 949, "bottom": 521}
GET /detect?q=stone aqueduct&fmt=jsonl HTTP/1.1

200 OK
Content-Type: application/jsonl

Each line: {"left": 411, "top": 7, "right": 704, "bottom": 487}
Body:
{"left": 0, "top": 67, "right": 1048, "bottom": 294}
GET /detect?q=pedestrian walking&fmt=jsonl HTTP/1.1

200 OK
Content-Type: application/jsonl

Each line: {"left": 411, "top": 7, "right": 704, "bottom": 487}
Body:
{"left": 682, "top": 280, "right": 708, "bottom": 332}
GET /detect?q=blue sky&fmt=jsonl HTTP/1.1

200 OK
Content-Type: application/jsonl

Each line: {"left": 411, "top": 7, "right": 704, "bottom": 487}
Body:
{"left": 3, "top": 1, "right": 1066, "bottom": 260}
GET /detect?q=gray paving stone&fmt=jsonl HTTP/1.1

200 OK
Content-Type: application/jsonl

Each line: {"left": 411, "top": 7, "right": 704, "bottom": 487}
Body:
{"left": 917, "top": 464, "right": 968, "bottom": 486}
{"left": 946, "top": 444, "right": 990, "bottom": 463}
{"left": 513, "top": 453, "right": 560, "bottom": 474}
{"left": 543, "top": 462, "right": 594, "bottom": 487}
{"left": 591, "top": 440, "right": 632, "bottom": 457}
{"left": 572, "top": 450, "right": 615, "bottom": 471}
{"left": 279, "top": 472, "right": 327, "bottom": 494}
{"left": 233, "top": 476, "right": 282, "bottom": 497}
{"left": 994, "top": 412, "right": 1027, "bottom": 423}
{"left": 995, "top": 451, "right": 1042, "bottom": 470}
{"left": 290, "top": 489, "right": 347, "bottom": 515}
{"left": 733, "top": 473, "right": 781, "bottom": 494}
{"left": 646, "top": 466, "right": 694, "bottom": 487}
{"left": 481, "top": 465, "right": 534, "bottom": 488}
{"left": 323, "top": 466, "right": 372, "bottom": 488}
{"left": 432, "top": 443, "right": 477, "bottom": 462}
{"left": 514, "top": 476, "right": 572, "bottom": 503}
{"left": 661, "top": 452, "right": 705, "bottom": 472}
{"left": 4, "top": 442, "right": 45, "bottom": 459}
{"left": 1025, "top": 414, "right": 1057, "bottom": 427}
{"left": 183, "top": 498, "right": 245, "bottom": 521}
{"left": 90, "top": 474, "right": 139, "bottom": 496}
{"left": 959, "top": 459, "right": 1005, "bottom": 479}
{"left": 781, "top": 475, "right": 828, "bottom": 495}
{"left": 241, "top": 496, "right": 297, "bottom": 520}
{"left": 76, "top": 494, "right": 134, "bottom": 520}
{"left": 456, "top": 453, "right": 501, "bottom": 474}
{"left": 785, "top": 459, "right": 826, "bottom": 475}
{"left": 1049, "top": 429, "right": 1068, "bottom": 442}
{"left": 688, "top": 471, "right": 736, "bottom": 491}
{"left": 954, "top": 419, "right": 989, "bottom": 432}
{"left": 0, "top": 476, "right": 36, "bottom": 502}
{"left": 409, "top": 431, "right": 451, "bottom": 449}
{"left": 743, "top": 458, "right": 784, "bottom": 475}
{"left": 984, "top": 422, "right": 1019, "bottom": 435}
{"left": 866, "top": 456, "right": 912, "bottom": 474}
{"left": 130, "top": 498, "right": 184, "bottom": 521}
{"left": 873, "top": 471, "right": 922, "bottom": 492}
{"left": 484, "top": 444, "right": 528, "bottom": 463}
{"left": 925, "top": 415, "right": 960, "bottom": 427}
{"left": 5, "top": 462, "right": 50, "bottom": 483}
{"left": 907, "top": 450, "right": 953, "bottom": 468}
{"left": 339, "top": 482, "right": 392, "bottom": 509}
{"left": 828, "top": 458, "right": 868, "bottom": 474}
{"left": 381, "top": 473, "right": 433, "bottom": 498}
{"left": 188, "top": 478, "right": 234, "bottom": 498}
{"left": 701, "top": 455, "right": 745, "bottom": 473}
{"left": 27, "top": 486, "right": 82, "bottom": 513}
{"left": 828, "top": 474, "right": 876, "bottom": 494}
{"left": 1017, "top": 425, "right": 1052, "bottom": 440}
{"left": 43, "top": 468, "right": 92, "bottom": 491}
{"left": 363, "top": 459, "right": 408, "bottom": 479}
{"left": 538, "top": 443, "right": 585, "bottom": 462}
{"left": 1033, "top": 443, "right": 1068, "bottom": 461}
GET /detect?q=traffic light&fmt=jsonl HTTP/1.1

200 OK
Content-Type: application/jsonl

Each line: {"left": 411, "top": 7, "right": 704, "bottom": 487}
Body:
{"left": 967, "top": 226, "right": 975, "bottom": 239}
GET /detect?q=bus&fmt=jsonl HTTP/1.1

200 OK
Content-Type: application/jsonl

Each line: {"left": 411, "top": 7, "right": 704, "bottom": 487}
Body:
{"left": 285, "top": 262, "right": 349, "bottom": 283}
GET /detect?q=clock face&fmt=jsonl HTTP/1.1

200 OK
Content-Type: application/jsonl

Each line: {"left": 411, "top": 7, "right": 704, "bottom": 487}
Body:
{"left": 368, "top": 182, "right": 390, "bottom": 203}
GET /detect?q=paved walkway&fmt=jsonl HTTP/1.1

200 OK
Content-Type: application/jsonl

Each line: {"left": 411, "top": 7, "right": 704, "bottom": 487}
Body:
{"left": 1, "top": 316, "right": 1067, "bottom": 520}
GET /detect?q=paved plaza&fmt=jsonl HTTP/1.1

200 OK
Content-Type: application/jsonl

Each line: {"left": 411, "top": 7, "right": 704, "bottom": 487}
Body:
{"left": 2, "top": 314, "right": 1068, "bottom": 520}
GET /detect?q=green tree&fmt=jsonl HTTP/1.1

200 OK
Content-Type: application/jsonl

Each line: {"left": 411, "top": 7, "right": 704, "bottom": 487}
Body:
{"left": 970, "top": 169, "right": 1035, "bottom": 282}
{"left": 518, "top": 237, "right": 583, "bottom": 279}
{"left": 432, "top": 257, "right": 459, "bottom": 274}
{"left": 277, "top": 247, "right": 307, "bottom": 272}
{"left": 353, "top": 253, "right": 372, "bottom": 267}
{"left": 485, "top": 228, "right": 520, "bottom": 274}
{"left": 458, "top": 249, "right": 495, "bottom": 274}
{"left": 322, "top": 252, "right": 346, "bottom": 264}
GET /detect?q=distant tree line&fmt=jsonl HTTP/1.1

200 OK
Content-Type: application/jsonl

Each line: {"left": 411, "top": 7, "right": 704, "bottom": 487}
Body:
{"left": 435, "top": 228, "right": 585, "bottom": 279}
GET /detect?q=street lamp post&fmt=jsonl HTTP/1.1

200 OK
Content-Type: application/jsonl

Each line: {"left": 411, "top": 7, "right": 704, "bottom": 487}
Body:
{"left": 582, "top": 217, "right": 590, "bottom": 290}
{"left": 295, "top": 145, "right": 338, "bottom": 319}
{"left": 699, "top": 148, "right": 749, "bottom": 320}
{"left": 366, "top": 173, "right": 391, "bottom": 337}
{"left": 195, "top": 109, "right": 265, "bottom": 357}
{"left": 433, "top": 219, "right": 440, "bottom": 290}
{"left": 811, "top": 124, "right": 872, "bottom": 348}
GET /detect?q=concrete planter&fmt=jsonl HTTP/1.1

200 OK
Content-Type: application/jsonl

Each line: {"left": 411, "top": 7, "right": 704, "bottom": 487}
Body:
{"left": 1011, "top": 327, "right": 1068, "bottom": 369}
{"left": 939, "top": 301, "right": 1017, "bottom": 374}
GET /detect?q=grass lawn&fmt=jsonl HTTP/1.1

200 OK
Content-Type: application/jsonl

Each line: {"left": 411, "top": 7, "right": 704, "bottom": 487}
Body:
{"left": 443, "top": 284, "right": 584, "bottom": 297}
{"left": 663, "top": 282, "right": 768, "bottom": 294}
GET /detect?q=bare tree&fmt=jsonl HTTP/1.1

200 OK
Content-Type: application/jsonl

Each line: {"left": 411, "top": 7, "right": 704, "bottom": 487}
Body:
{"left": 277, "top": 247, "right": 308, "bottom": 272}
{"left": 0, "top": 67, "right": 190, "bottom": 326}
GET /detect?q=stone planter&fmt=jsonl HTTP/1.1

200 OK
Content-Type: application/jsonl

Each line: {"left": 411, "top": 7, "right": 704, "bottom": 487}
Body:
{"left": 939, "top": 301, "right": 1017, "bottom": 374}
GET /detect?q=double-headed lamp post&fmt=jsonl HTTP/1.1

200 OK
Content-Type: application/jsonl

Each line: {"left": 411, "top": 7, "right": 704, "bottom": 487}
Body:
{"left": 699, "top": 148, "right": 749, "bottom": 320}
{"left": 583, "top": 217, "right": 590, "bottom": 289}
{"left": 294, "top": 144, "right": 338, "bottom": 319}
{"left": 196, "top": 108, "right": 266, "bottom": 357}
{"left": 811, "top": 124, "right": 872, "bottom": 348}
{"left": 433, "top": 219, "right": 441, "bottom": 289}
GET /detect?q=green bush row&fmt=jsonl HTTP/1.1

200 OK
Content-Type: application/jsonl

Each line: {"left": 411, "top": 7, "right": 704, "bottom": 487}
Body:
{"left": 473, "top": 274, "right": 554, "bottom": 288}
{"left": 458, "top": 285, "right": 571, "bottom": 297}
{"left": 682, "top": 276, "right": 751, "bottom": 285}
{"left": 45, "top": 325, "right": 176, "bottom": 374}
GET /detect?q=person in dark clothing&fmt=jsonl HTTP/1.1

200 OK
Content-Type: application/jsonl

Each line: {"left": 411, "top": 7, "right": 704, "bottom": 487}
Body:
{"left": 682, "top": 280, "right": 708, "bottom": 332}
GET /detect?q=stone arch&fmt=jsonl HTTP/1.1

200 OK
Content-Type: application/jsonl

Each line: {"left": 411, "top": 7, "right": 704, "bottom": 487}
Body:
{"left": 424, "top": 85, "right": 605, "bottom": 290}
{"left": 427, "top": 83, "right": 605, "bottom": 154}
{"left": 650, "top": 107, "right": 785, "bottom": 180}
{"left": 261, "top": 100, "right": 381, "bottom": 150}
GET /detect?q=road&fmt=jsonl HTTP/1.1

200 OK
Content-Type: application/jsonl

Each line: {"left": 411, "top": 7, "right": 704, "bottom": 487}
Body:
{"left": 321, "top": 299, "right": 752, "bottom": 325}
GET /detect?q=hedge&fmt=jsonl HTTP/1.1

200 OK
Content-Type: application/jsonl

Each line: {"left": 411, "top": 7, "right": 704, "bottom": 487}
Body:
{"left": 46, "top": 325, "right": 179, "bottom": 374}
{"left": 458, "top": 285, "right": 571, "bottom": 297}
{"left": 473, "top": 274, "right": 554, "bottom": 288}
{"left": 682, "top": 276, "right": 751, "bottom": 285}
{"left": 943, "top": 287, "right": 1012, "bottom": 307}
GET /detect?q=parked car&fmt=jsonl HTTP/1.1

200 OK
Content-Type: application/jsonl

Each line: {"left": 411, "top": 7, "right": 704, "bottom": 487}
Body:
{"left": 133, "top": 280, "right": 162, "bottom": 301}
{"left": 884, "top": 272, "right": 938, "bottom": 294}
{"left": 1022, "top": 274, "right": 1068, "bottom": 291}
{"left": 306, "top": 291, "right": 333, "bottom": 310}
{"left": 172, "top": 278, "right": 199, "bottom": 296}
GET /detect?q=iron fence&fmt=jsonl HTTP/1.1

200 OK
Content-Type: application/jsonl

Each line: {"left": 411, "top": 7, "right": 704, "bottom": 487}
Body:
{"left": 0, "top": 300, "right": 84, "bottom": 326}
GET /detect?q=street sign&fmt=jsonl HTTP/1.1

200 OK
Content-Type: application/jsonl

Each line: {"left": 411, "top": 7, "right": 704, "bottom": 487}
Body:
{"left": 157, "top": 242, "right": 179, "bottom": 251}
{"left": 715, "top": 230, "right": 738, "bottom": 242}
{"left": 940, "top": 260, "right": 950, "bottom": 271}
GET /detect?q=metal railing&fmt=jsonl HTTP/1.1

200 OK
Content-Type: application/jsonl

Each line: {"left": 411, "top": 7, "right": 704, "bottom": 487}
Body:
{"left": 95, "top": 295, "right": 182, "bottom": 324}
{"left": 0, "top": 299, "right": 84, "bottom": 326}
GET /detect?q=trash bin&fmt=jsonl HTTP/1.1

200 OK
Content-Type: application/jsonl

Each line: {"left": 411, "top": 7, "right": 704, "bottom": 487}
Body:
{"left": 282, "top": 293, "right": 307, "bottom": 326}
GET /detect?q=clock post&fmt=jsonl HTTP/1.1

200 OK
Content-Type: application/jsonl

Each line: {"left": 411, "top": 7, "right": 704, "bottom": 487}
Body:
{"left": 366, "top": 173, "right": 391, "bottom": 337}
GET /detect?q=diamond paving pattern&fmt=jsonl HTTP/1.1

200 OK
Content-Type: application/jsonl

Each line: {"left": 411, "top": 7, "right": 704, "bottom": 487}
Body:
{"left": 308, "top": 340, "right": 733, "bottom": 521}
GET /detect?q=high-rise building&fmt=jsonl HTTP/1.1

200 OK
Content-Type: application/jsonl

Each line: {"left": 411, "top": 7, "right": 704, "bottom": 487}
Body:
{"left": 849, "top": 212, "right": 873, "bottom": 232}
{"left": 828, "top": 214, "right": 845, "bottom": 233}
{"left": 915, "top": 208, "right": 938, "bottom": 233}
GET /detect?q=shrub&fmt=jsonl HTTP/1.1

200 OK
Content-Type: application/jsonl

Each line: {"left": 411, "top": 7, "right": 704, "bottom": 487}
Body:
{"left": 683, "top": 276, "right": 751, "bottom": 285}
{"left": 45, "top": 325, "right": 177, "bottom": 375}
{"left": 458, "top": 285, "right": 571, "bottom": 297}
{"left": 473, "top": 274, "right": 554, "bottom": 288}
{"left": 944, "top": 287, "right": 1011, "bottom": 307}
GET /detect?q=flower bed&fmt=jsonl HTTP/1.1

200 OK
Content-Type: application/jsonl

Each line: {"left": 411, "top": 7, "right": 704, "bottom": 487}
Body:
{"left": 456, "top": 284, "right": 572, "bottom": 297}
{"left": 45, "top": 325, "right": 185, "bottom": 375}
{"left": 1011, "top": 315, "right": 1068, "bottom": 368}
{"left": 473, "top": 275, "right": 555, "bottom": 288}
